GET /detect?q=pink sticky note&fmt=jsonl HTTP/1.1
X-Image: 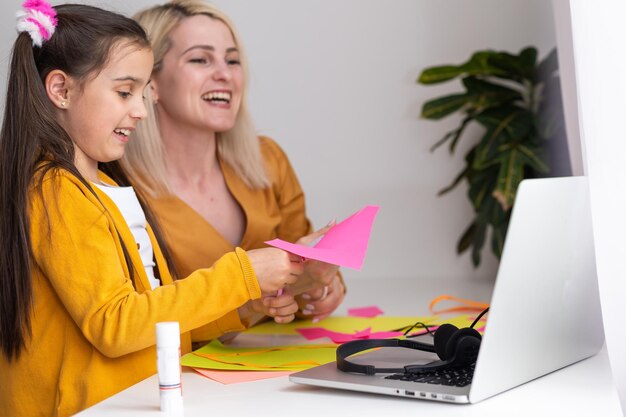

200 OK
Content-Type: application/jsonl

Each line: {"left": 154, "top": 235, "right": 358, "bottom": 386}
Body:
{"left": 296, "top": 327, "right": 371, "bottom": 343}
{"left": 368, "top": 331, "right": 405, "bottom": 339}
{"left": 354, "top": 327, "right": 372, "bottom": 338}
{"left": 296, "top": 328, "right": 351, "bottom": 343}
{"left": 192, "top": 368, "right": 293, "bottom": 385}
{"left": 348, "top": 306, "right": 384, "bottom": 318}
{"left": 265, "top": 205, "right": 380, "bottom": 270}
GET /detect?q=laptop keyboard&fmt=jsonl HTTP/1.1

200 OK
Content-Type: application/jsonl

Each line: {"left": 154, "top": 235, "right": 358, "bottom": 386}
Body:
{"left": 384, "top": 363, "right": 475, "bottom": 387}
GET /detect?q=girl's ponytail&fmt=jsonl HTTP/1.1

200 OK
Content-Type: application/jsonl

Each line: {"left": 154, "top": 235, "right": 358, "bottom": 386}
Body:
{"left": 0, "top": 33, "right": 59, "bottom": 361}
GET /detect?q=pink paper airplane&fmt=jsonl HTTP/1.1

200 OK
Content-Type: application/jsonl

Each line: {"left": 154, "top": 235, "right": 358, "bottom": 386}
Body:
{"left": 265, "top": 205, "right": 380, "bottom": 270}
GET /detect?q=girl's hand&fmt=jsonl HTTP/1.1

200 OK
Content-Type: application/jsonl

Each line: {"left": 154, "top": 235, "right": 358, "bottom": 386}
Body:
{"left": 250, "top": 290, "right": 299, "bottom": 324}
{"left": 246, "top": 247, "right": 303, "bottom": 295}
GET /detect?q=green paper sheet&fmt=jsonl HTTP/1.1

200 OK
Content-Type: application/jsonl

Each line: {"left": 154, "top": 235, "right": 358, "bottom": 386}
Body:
{"left": 182, "top": 340, "right": 338, "bottom": 371}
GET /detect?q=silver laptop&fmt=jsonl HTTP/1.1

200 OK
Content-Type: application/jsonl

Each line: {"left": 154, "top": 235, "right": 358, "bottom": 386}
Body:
{"left": 290, "top": 176, "right": 604, "bottom": 403}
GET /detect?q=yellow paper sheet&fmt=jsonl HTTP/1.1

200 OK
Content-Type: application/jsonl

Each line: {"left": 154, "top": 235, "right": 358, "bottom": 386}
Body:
{"left": 243, "top": 314, "right": 483, "bottom": 336}
{"left": 243, "top": 316, "right": 436, "bottom": 335}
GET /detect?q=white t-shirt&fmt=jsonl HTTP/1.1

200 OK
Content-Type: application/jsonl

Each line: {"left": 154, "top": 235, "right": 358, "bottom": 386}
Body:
{"left": 94, "top": 183, "right": 160, "bottom": 289}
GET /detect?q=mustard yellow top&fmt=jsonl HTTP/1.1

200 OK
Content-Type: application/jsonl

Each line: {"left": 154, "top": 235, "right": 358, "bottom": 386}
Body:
{"left": 0, "top": 169, "right": 261, "bottom": 417}
{"left": 144, "top": 137, "right": 313, "bottom": 340}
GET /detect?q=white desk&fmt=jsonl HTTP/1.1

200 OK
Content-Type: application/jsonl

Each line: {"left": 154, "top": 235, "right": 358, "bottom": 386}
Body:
{"left": 77, "top": 277, "right": 623, "bottom": 416}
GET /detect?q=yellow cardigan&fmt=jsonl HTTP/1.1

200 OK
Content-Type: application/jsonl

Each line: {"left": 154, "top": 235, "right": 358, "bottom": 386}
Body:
{"left": 143, "top": 137, "right": 314, "bottom": 341}
{"left": 0, "top": 169, "right": 261, "bottom": 417}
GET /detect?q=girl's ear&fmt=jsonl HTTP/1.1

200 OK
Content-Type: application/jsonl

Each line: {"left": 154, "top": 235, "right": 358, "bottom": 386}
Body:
{"left": 45, "top": 70, "right": 72, "bottom": 110}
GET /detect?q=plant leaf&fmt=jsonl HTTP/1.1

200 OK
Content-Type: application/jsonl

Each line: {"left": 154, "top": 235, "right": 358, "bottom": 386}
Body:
{"left": 470, "top": 221, "right": 487, "bottom": 267}
{"left": 462, "top": 76, "right": 520, "bottom": 95}
{"left": 467, "top": 165, "right": 498, "bottom": 210}
{"left": 461, "top": 77, "right": 523, "bottom": 111}
{"left": 490, "top": 224, "right": 507, "bottom": 258}
{"left": 472, "top": 106, "right": 534, "bottom": 170}
{"left": 429, "top": 116, "right": 475, "bottom": 152}
{"left": 457, "top": 221, "right": 477, "bottom": 254}
{"left": 474, "top": 105, "right": 533, "bottom": 136}
{"left": 487, "top": 47, "right": 538, "bottom": 82}
{"left": 517, "top": 144, "right": 549, "bottom": 173}
{"left": 421, "top": 93, "right": 470, "bottom": 119}
{"left": 492, "top": 147, "right": 526, "bottom": 211}
{"left": 519, "top": 47, "right": 539, "bottom": 80}
{"left": 447, "top": 115, "right": 474, "bottom": 153}
{"left": 460, "top": 51, "right": 510, "bottom": 78}
{"left": 438, "top": 166, "right": 468, "bottom": 195}
{"left": 418, "top": 65, "right": 467, "bottom": 84}
{"left": 418, "top": 50, "right": 522, "bottom": 85}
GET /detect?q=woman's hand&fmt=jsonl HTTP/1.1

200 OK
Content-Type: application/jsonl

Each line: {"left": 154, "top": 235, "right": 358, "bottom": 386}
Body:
{"left": 287, "top": 221, "right": 340, "bottom": 294}
{"left": 246, "top": 247, "right": 303, "bottom": 296}
{"left": 296, "top": 274, "right": 345, "bottom": 323}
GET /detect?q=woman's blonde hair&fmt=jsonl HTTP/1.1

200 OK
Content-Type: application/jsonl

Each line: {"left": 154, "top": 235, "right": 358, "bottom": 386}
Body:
{"left": 122, "top": 0, "right": 269, "bottom": 197}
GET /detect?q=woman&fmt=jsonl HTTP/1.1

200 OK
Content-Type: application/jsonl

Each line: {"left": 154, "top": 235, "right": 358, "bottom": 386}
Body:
{"left": 120, "top": 0, "right": 345, "bottom": 340}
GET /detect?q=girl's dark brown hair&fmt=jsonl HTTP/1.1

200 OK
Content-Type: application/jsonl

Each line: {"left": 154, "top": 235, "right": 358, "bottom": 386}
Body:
{"left": 0, "top": 4, "right": 165, "bottom": 361}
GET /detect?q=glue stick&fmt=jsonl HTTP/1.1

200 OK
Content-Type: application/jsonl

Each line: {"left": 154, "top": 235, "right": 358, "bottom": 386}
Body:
{"left": 156, "top": 322, "right": 183, "bottom": 416}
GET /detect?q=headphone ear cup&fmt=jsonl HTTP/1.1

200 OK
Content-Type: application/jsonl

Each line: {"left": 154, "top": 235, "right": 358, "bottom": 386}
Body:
{"left": 444, "top": 328, "right": 482, "bottom": 367}
{"left": 433, "top": 324, "right": 459, "bottom": 360}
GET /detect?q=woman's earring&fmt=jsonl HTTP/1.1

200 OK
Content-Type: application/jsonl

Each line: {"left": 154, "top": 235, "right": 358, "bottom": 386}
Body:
{"left": 61, "top": 101, "right": 67, "bottom": 107}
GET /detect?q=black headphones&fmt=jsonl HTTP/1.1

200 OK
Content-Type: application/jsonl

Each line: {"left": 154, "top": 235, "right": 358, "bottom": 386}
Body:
{"left": 336, "top": 309, "right": 487, "bottom": 375}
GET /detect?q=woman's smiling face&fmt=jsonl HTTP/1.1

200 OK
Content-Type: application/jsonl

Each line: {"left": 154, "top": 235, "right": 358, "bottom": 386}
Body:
{"left": 151, "top": 14, "right": 244, "bottom": 135}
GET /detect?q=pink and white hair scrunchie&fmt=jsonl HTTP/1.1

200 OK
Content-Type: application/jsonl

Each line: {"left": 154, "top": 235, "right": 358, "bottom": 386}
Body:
{"left": 16, "top": 0, "right": 58, "bottom": 47}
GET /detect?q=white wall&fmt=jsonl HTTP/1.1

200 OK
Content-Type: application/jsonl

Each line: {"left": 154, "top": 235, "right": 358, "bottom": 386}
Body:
{"left": 563, "top": 0, "right": 626, "bottom": 411}
{"left": 0, "top": 0, "right": 557, "bottom": 283}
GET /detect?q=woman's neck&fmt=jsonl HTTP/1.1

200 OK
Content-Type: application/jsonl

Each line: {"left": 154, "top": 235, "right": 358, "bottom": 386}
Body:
{"left": 159, "top": 120, "right": 220, "bottom": 187}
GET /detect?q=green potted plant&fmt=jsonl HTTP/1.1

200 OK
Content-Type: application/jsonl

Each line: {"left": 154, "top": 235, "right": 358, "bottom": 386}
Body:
{"left": 418, "top": 47, "right": 566, "bottom": 266}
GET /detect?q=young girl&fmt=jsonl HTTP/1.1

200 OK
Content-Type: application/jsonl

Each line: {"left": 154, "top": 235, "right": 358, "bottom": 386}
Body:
{"left": 0, "top": 3, "right": 302, "bottom": 416}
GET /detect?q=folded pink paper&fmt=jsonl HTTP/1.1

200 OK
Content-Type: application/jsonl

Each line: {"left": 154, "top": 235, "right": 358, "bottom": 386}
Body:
{"left": 265, "top": 205, "right": 380, "bottom": 270}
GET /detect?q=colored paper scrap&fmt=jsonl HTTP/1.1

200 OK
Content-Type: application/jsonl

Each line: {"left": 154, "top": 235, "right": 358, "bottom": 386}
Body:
{"left": 192, "top": 368, "right": 293, "bottom": 385}
{"left": 265, "top": 205, "right": 380, "bottom": 270}
{"left": 296, "top": 327, "right": 405, "bottom": 343}
{"left": 243, "top": 316, "right": 430, "bottom": 336}
{"left": 182, "top": 340, "right": 337, "bottom": 371}
{"left": 348, "top": 306, "right": 384, "bottom": 318}
{"left": 429, "top": 294, "right": 490, "bottom": 315}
